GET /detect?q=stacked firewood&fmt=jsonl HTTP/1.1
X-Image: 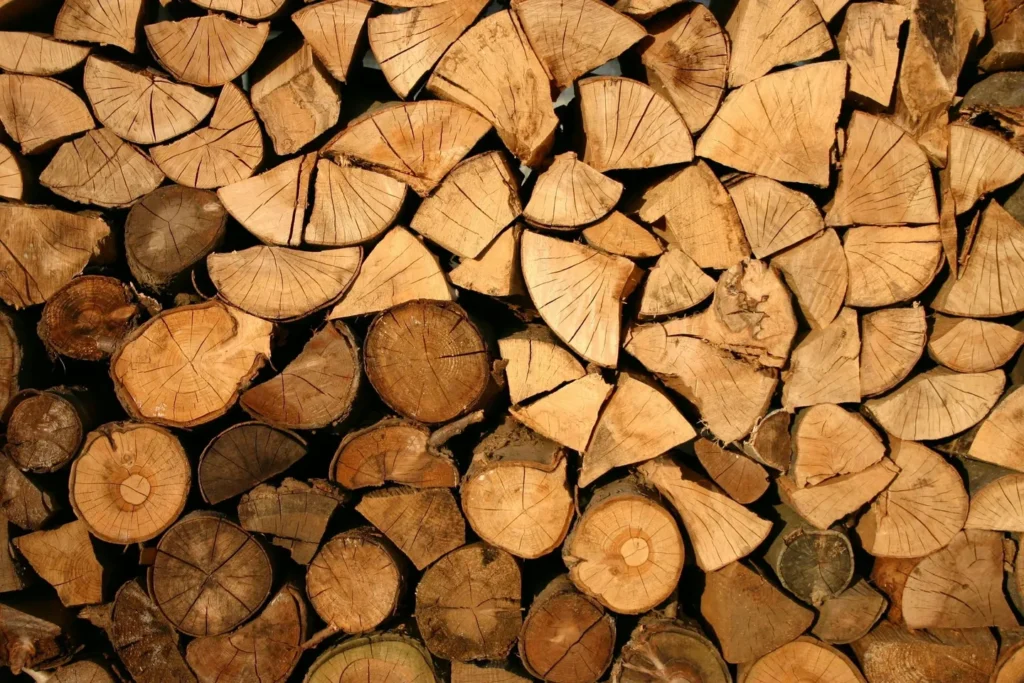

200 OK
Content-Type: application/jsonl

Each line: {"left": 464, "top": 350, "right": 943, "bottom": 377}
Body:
{"left": 0, "top": 0, "right": 1023, "bottom": 681}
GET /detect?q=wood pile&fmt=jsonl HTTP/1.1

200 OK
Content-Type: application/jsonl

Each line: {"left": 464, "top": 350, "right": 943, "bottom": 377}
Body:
{"left": 1, "top": 0, "right": 1024, "bottom": 682}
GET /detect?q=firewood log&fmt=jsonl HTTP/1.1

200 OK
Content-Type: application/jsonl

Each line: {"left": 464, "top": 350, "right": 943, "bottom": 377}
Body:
{"left": 969, "top": 385, "right": 1024, "bottom": 471}
{"left": 0, "top": 517, "right": 25, "bottom": 593}
{"left": 694, "top": 438, "right": 769, "bottom": 505}
{"left": 237, "top": 478, "right": 345, "bottom": 564}
{"left": 331, "top": 417, "right": 461, "bottom": 489}
{"left": 307, "top": 159, "right": 406, "bottom": 247}
{"left": 53, "top": 0, "right": 143, "bottom": 52}
{"left": 949, "top": 124, "right": 1024, "bottom": 214}
{"left": 994, "top": 639, "right": 1024, "bottom": 683}
{"left": 2, "top": 388, "right": 89, "bottom": 473}
{"left": 771, "top": 229, "right": 846, "bottom": 329}
{"left": 145, "top": 15, "right": 269, "bottom": 87}
{"left": 498, "top": 326, "right": 585, "bottom": 405}
{"left": 305, "top": 633, "right": 437, "bottom": 683}
{"left": 965, "top": 472, "right": 1024, "bottom": 531}
{"left": 293, "top": 0, "right": 372, "bottom": 83}
{"left": 192, "top": 0, "right": 287, "bottom": 19}
{"left": 583, "top": 212, "right": 663, "bottom": 259}
{"left": 812, "top": 579, "right": 887, "bottom": 645}
{"left": 639, "top": 247, "right": 713, "bottom": 318}
{"left": 355, "top": 486, "right": 465, "bottom": 569}
{"left": 779, "top": 459, "right": 899, "bottom": 530}
{"left": 728, "top": 176, "right": 823, "bottom": 259}
{"left": 611, "top": 616, "right": 730, "bottom": 683}
{"left": 0, "top": 602, "right": 71, "bottom": 674}
{"left": 450, "top": 225, "right": 528, "bottom": 297}
{"left": 508, "top": 373, "right": 612, "bottom": 451}
{"left": 523, "top": 152, "right": 622, "bottom": 230}
{"left": 37, "top": 276, "right": 138, "bottom": 361}
{"left": 218, "top": 153, "right": 316, "bottom": 247}
{"left": 859, "top": 306, "right": 928, "bottom": 397}
{"left": 0, "top": 75, "right": 94, "bottom": 155}
{"left": 725, "top": 0, "right": 830, "bottom": 86}
{"left": 843, "top": 225, "right": 943, "bottom": 307}
{"left": 0, "top": 454, "right": 56, "bottom": 530}
{"left": 198, "top": 422, "right": 306, "bottom": 504}
{"left": 929, "top": 315, "right": 1024, "bottom": 373}
{"left": 12, "top": 520, "right": 102, "bottom": 607}
{"left": 980, "top": 0, "right": 1024, "bottom": 71}
{"left": 0, "top": 33, "right": 90, "bottom": 76}
{"left": 0, "top": 143, "right": 24, "bottom": 201}
{"left": 791, "top": 404, "right": 885, "bottom": 489}
{"left": 764, "top": 506, "right": 854, "bottom": 606}
{"left": 45, "top": 660, "right": 115, "bottom": 683}
{"left": 452, "top": 661, "right": 530, "bottom": 683}
{"left": 838, "top": 3, "right": 907, "bottom": 107}
{"left": 851, "top": 621, "right": 997, "bottom": 683}
{"left": 742, "top": 409, "right": 792, "bottom": 472}
{"left": 738, "top": 637, "right": 865, "bottom": 683}
{"left": 781, "top": 308, "right": 861, "bottom": 410}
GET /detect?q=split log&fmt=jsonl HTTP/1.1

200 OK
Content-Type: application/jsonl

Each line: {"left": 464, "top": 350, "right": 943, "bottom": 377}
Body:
{"left": 461, "top": 419, "right": 573, "bottom": 558}
{"left": 939, "top": 168, "right": 960, "bottom": 278}
{"left": 950, "top": 124, "right": 1024, "bottom": 214}
{"left": 449, "top": 225, "right": 527, "bottom": 297}
{"left": 69, "top": 422, "right": 189, "bottom": 544}
{"left": 145, "top": 16, "right": 269, "bottom": 87}
{"left": 39, "top": 129, "right": 164, "bottom": 208}
{"left": 293, "top": 0, "right": 372, "bottom": 83}
{"left": 0, "top": 454, "right": 56, "bottom": 530}
{"left": 0, "top": 33, "right": 90, "bottom": 76}
{"left": 508, "top": 373, "right": 612, "bottom": 451}
{"left": 742, "top": 410, "right": 792, "bottom": 472}
{"left": 355, "top": 486, "right": 465, "bottom": 569}
{"left": 843, "top": 225, "right": 943, "bottom": 308}
{"left": 453, "top": 661, "right": 530, "bottom": 682}
{"left": 521, "top": 231, "right": 639, "bottom": 367}
{"left": 199, "top": 422, "right": 307, "bottom": 504}
{"left": 611, "top": 616, "right": 730, "bottom": 683}
{"left": 427, "top": 11, "right": 554, "bottom": 166}
{"left": 332, "top": 418, "right": 460, "bottom": 489}
{"left": 739, "top": 637, "right": 865, "bottom": 683}
{"left": 0, "top": 143, "right": 24, "bottom": 200}
{"left": 307, "top": 159, "right": 406, "bottom": 247}
{"left": 970, "top": 385, "right": 1024, "bottom": 471}
{"left": 693, "top": 438, "right": 769, "bottom": 505}
{"left": 191, "top": 0, "right": 287, "bottom": 19}
{"left": 305, "top": 527, "right": 404, "bottom": 634}
{"left": 764, "top": 507, "right": 854, "bottom": 606}
{"left": 870, "top": 556, "right": 919, "bottom": 624}
{"left": 791, "top": 405, "right": 884, "bottom": 488}
{"left": 53, "top": 0, "right": 143, "bottom": 52}
{"left": 771, "top": 229, "right": 846, "bottom": 330}
{"left": 37, "top": 276, "right": 138, "bottom": 361}
{"left": 639, "top": 247, "right": 714, "bottom": 318}
{"left": 563, "top": 479, "right": 684, "bottom": 614}
{"left": 640, "top": 455, "right": 771, "bottom": 571}
{"left": 859, "top": 306, "right": 928, "bottom": 397}
{"left": 812, "top": 579, "right": 887, "bottom": 645}
{"left": 729, "top": 176, "right": 823, "bottom": 259}
{"left": 725, "top": 0, "right": 831, "bottom": 86}
{"left": 929, "top": 314, "right": 1024, "bottom": 373}
{"left": 0, "top": 518, "right": 25, "bottom": 592}
{"left": 498, "top": 326, "right": 585, "bottom": 405}
{"left": 994, "top": 640, "right": 1024, "bottom": 683}
{"left": 2, "top": 388, "right": 88, "bottom": 473}
{"left": 523, "top": 152, "right": 622, "bottom": 229}
{"left": 217, "top": 153, "right": 316, "bottom": 247}
{"left": 584, "top": 212, "right": 663, "bottom": 259}
{"left": 518, "top": 575, "right": 615, "bottom": 683}
{"left": 966, "top": 472, "right": 1024, "bottom": 530}
{"left": 781, "top": 308, "right": 861, "bottom": 410}
{"left": 12, "top": 520, "right": 102, "bottom": 607}
{"left": 186, "top": 585, "right": 307, "bottom": 683}
{"left": 416, "top": 543, "right": 521, "bottom": 661}
{"left": 981, "top": 0, "right": 1024, "bottom": 71}
{"left": 778, "top": 458, "right": 900, "bottom": 530}
{"left": 701, "top": 561, "right": 814, "bottom": 664}
{"left": 838, "top": 3, "right": 908, "bottom": 107}
{"left": 0, "top": 75, "right": 94, "bottom": 154}
{"left": 852, "top": 621, "right": 997, "bottom": 683}
{"left": 237, "top": 478, "right": 345, "bottom": 564}
{"left": 696, "top": 62, "right": 845, "bottom": 187}
{"left": 82, "top": 56, "right": 215, "bottom": 145}
{"left": 46, "top": 661, "right": 115, "bottom": 683}
{"left": 0, "top": 603, "right": 71, "bottom": 674}
{"left": 304, "top": 633, "right": 437, "bottom": 683}
{"left": 323, "top": 100, "right": 491, "bottom": 196}
{"left": 150, "top": 83, "right": 264, "bottom": 189}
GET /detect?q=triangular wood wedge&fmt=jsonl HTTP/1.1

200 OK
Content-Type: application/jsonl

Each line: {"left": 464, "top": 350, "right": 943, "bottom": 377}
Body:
{"left": 579, "top": 76, "right": 692, "bottom": 172}
{"left": 939, "top": 168, "right": 959, "bottom": 278}
{"left": 145, "top": 15, "right": 269, "bottom": 87}
{"left": 217, "top": 153, "right": 315, "bottom": 247}
{"left": 331, "top": 418, "right": 459, "bottom": 490}
{"left": 929, "top": 315, "right": 1024, "bottom": 373}
{"left": 355, "top": 487, "right": 465, "bottom": 569}
{"left": 498, "top": 326, "right": 585, "bottom": 405}
{"left": 782, "top": 308, "right": 861, "bottom": 411}
{"left": 741, "top": 638, "right": 865, "bottom": 683}
{"left": 641, "top": 455, "right": 771, "bottom": 571}
{"left": 792, "top": 404, "right": 885, "bottom": 489}
{"left": 640, "top": 4, "right": 729, "bottom": 133}
{"left": 826, "top": 112, "right": 939, "bottom": 226}
{"left": 742, "top": 410, "right": 792, "bottom": 472}
{"left": 860, "top": 306, "right": 927, "bottom": 397}
{"left": 523, "top": 153, "right": 622, "bottom": 229}
{"left": 13, "top": 520, "right": 103, "bottom": 607}
{"left": 949, "top": 124, "right": 1024, "bottom": 214}
{"left": 0, "top": 74, "right": 93, "bottom": 154}
{"left": 779, "top": 458, "right": 900, "bottom": 529}
{"left": 901, "top": 530, "right": 1017, "bottom": 629}
{"left": 293, "top": 0, "right": 372, "bottom": 83}
{"left": 694, "top": 439, "right": 769, "bottom": 505}
{"left": 521, "top": 231, "right": 638, "bottom": 367}
{"left": 969, "top": 386, "right": 1024, "bottom": 472}
{"left": 0, "top": 143, "right": 23, "bottom": 201}
{"left": 427, "top": 11, "right": 555, "bottom": 166}
{"left": 966, "top": 473, "right": 1024, "bottom": 531}
{"left": 449, "top": 225, "right": 526, "bottom": 296}
{"left": 725, "top": 0, "right": 832, "bottom": 86}
{"left": 40, "top": 129, "right": 163, "bottom": 208}
{"left": 323, "top": 101, "right": 490, "bottom": 196}
{"left": 150, "top": 83, "right": 263, "bottom": 190}
{"left": 200, "top": 423, "right": 307, "bottom": 504}
{"left": 0, "top": 33, "right": 91, "bottom": 76}
{"left": 509, "top": 373, "right": 612, "bottom": 451}
{"left": 307, "top": 159, "right": 406, "bottom": 247}
{"left": 580, "top": 373, "right": 695, "bottom": 487}
{"left": 697, "top": 62, "right": 845, "bottom": 187}
{"left": 54, "top": 0, "right": 143, "bottom": 52}
{"left": 864, "top": 367, "right": 1005, "bottom": 441}
{"left": 635, "top": 161, "right": 749, "bottom": 270}
{"left": 411, "top": 151, "right": 520, "bottom": 258}
{"left": 838, "top": 2, "right": 907, "bottom": 107}
{"left": 328, "top": 226, "right": 452, "bottom": 318}
{"left": 583, "top": 212, "right": 663, "bottom": 259}
{"left": 512, "top": 0, "right": 645, "bottom": 89}
{"left": 844, "top": 225, "right": 943, "bottom": 307}
{"left": 192, "top": 0, "right": 287, "bottom": 19}
{"left": 772, "top": 229, "right": 847, "bottom": 329}
{"left": 933, "top": 203, "right": 1024, "bottom": 317}
{"left": 729, "top": 176, "right": 824, "bottom": 258}
{"left": 369, "top": 0, "right": 487, "bottom": 99}
{"left": 639, "top": 248, "right": 714, "bottom": 318}
{"left": 208, "top": 246, "right": 361, "bottom": 321}
{"left": 812, "top": 580, "right": 887, "bottom": 645}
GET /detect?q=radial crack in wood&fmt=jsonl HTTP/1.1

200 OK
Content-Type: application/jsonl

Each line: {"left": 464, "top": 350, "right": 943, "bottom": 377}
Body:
{"left": 498, "top": 326, "right": 585, "bottom": 405}
{"left": 509, "top": 373, "right": 612, "bottom": 451}
{"left": 782, "top": 308, "right": 861, "bottom": 410}
{"left": 237, "top": 478, "right": 345, "bottom": 564}
{"left": 929, "top": 314, "right": 1024, "bottom": 373}
{"left": 838, "top": 3, "right": 908, "bottom": 107}
{"left": 779, "top": 458, "right": 900, "bottom": 530}
{"left": 332, "top": 418, "right": 459, "bottom": 489}
{"left": 54, "top": 0, "right": 143, "bottom": 52}
{"left": 0, "top": 143, "right": 24, "bottom": 201}
{"left": 305, "top": 633, "right": 438, "bottom": 683}
{"left": 740, "top": 637, "right": 866, "bottom": 683}
{"left": 199, "top": 422, "right": 306, "bottom": 505}
{"left": 523, "top": 152, "right": 622, "bottom": 230}
{"left": 792, "top": 404, "right": 885, "bottom": 489}
{"left": 293, "top": 0, "right": 372, "bottom": 83}
{"left": 192, "top": 0, "right": 287, "bottom": 20}
{"left": 729, "top": 176, "right": 824, "bottom": 259}
{"left": 12, "top": 520, "right": 102, "bottom": 607}
{"left": 844, "top": 225, "right": 943, "bottom": 307}
{"left": 859, "top": 305, "right": 928, "bottom": 397}
{"left": 308, "top": 159, "right": 406, "bottom": 247}
{"left": 772, "top": 229, "right": 847, "bottom": 329}
{"left": 217, "top": 153, "right": 315, "bottom": 247}
{"left": 0, "top": 453, "right": 56, "bottom": 530}
{"left": 449, "top": 225, "right": 527, "bottom": 297}
{"left": 694, "top": 438, "right": 770, "bottom": 505}
{"left": 725, "top": 0, "right": 832, "bottom": 87}
{"left": 0, "top": 74, "right": 94, "bottom": 154}
{"left": 965, "top": 472, "right": 1024, "bottom": 531}
{"left": 950, "top": 124, "right": 1024, "bottom": 214}
{"left": 0, "top": 33, "right": 90, "bottom": 75}
{"left": 2, "top": 387, "right": 87, "bottom": 473}
{"left": 356, "top": 486, "right": 465, "bottom": 569}
{"left": 639, "top": 247, "right": 714, "bottom": 319}
{"left": 145, "top": 15, "right": 269, "bottom": 87}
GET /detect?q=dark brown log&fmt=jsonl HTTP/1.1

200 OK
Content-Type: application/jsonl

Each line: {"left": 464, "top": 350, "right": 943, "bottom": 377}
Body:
{"left": 0, "top": 453, "right": 56, "bottom": 531}
{"left": 0, "top": 601, "right": 71, "bottom": 674}
{"left": 764, "top": 506, "right": 854, "bottom": 606}
{"left": 237, "top": 478, "right": 345, "bottom": 564}
{"left": 812, "top": 579, "right": 887, "bottom": 645}
{"left": 198, "top": 421, "right": 307, "bottom": 505}
{"left": 742, "top": 408, "right": 792, "bottom": 471}
{"left": 37, "top": 276, "right": 139, "bottom": 361}
{"left": 611, "top": 616, "right": 730, "bottom": 683}
{"left": 2, "top": 388, "right": 88, "bottom": 473}
{"left": 694, "top": 437, "right": 770, "bottom": 505}
{"left": 0, "top": 517, "right": 26, "bottom": 593}
{"left": 330, "top": 417, "right": 460, "bottom": 490}
{"left": 12, "top": 520, "right": 103, "bottom": 607}
{"left": 355, "top": 486, "right": 465, "bottom": 570}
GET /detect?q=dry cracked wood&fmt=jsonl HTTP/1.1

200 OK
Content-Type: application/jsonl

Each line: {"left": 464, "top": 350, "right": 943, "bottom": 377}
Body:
{"left": 331, "top": 418, "right": 459, "bottom": 490}
{"left": 12, "top": 520, "right": 102, "bottom": 607}
{"left": 498, "top": 326, "right": 585, "bottom": 405}
{"left": 39, "top": 273, "right": 133, "bottom": 357}
{"left": 613, "top": 617, "right": 730, "bottom": 683}
{"left": 772, "top": 229, "right": 847, "bottom": 329}
{"left": 966, "top": 473, "right": 1024, "bottom": 531}
{"left": 859, "top": 306, "right": 927, "bottom": 398}
{"left": 851, "top": 621, "right": 997, "bottom": 683}
{"left": 791, "top": 404, "right": 885, "bottom": 489}
{"left": 812, "top": 580, "right": 887, "bottom": 645}
{"left": 2, "top": 387, "right": 89, "bottom": 472}
{"left": 980, "top": 0, "right": 1024, "bottom": 71}
{"left": 0, "top": 452, "right": 56, "bottom": 530}
{"left": 740, "top": 638, "right": 866, "bottom": 683}
{"left": 779, "top": 458, "right": 900, "bottom": 530}
{"left": 583, "top": 212, "right": 663, "bottom": 259}
{"left": 449, "top": 225, "right": 527, "bottom": 297}
{"left": 728, "top": 176, "right": 823, "bottom": 259}
{"left": 725, "top": 0, "right": 832, "bottom": 87}
{"left": 452, "top": 662, "right": 530, "bottom": 683}
{"left": 356, "top": 487, "right": 465, "bottom": 570}
{"left": 238, "top": 478, "right": 344, "bottom": 564}
{"left": 294, "top": 0, "right": 372, "bottom": 83}
{"left": 199, "top": 422, "right": 306, "bottom": 505}
{"left": 308, "top": 159, "right": 406, "bottom": 247}
{"left": 0, "top": 143, "right": 23, "bottom": 200}
{"left": 694, "top": 438, "right": 770, "bottom": 505}
{"left": 46, "top": 661, "right": 115, "bottom": 683}
{"left": 0, "top": 33, "right": 90, "bottom": 75}
{"left": 145, "top": 15, "right": 269, "bottom": 87}
{"left": 0, "top": 74, "right": 94, "bottom": 154}
{"left": 54, "top": 0, "right": 143, "bottom": 52}
{"left": 524, "top": 152, "right": 622, "bottom": 229}
{"left": 969, "top": 385, "right": 1024, "bottom": 471}
{"left": 950, "top": 124, "right": 1024, "bottom": 214}
{"left": 509, "top": 373, "right": 612, "bottom": 451}
{"left": 305, "top": 633, "right": 438, "bottom": 683}
{"left": 217, "top": 153, "right": 315, "bottom": 247}
{"left": 781, "top": 308, "right": 861, "bottom": 410}
{"left": 929, "top": 314, "right": 1024, "bottom": 373}
{"left": 838, "top": 3, "right": 908, "bottom": 107}
{"left": 640, "top": 247, "right": 714, "bottom": 318}
{"left": 844, "top": 225, "right": 943, "bottom": 307}
{"left": 192, "top": 0, "right": 287, "bottom": 19}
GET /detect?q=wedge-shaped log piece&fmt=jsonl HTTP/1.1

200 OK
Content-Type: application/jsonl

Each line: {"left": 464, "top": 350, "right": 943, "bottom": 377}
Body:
{"left": 0, "top": 33, "right": 90, "bottom": 75}
{"left": 331, "top": 418, "right": 459, "bottom": 489}
{"left": 523, "top": 152, "right": 622, "bottom": 229}
{"left": 499, "top": 326, "right": 585, "bottom": 405}
{"left": 725, "top": 0, "right": 832, "bottom": 86}
{"left": 370, "top": 0, "right": 487, "bottom": 99}
{"left": 950, "top": 125, "right": 1024, "bottom": 214}
{"left": 563, "top": 479, "right": 684, "bottom": 614}
{"left": 411, "top": 151, "right": 520, "bottom": 258}
{"left": 698, "top": 62, "right": 844, "bottom": 187}
{"left": 701, "top": 562, "right": 814, "bottom": 664}
{"left": 792, "top": 404, "right": 885, "bottom": 489}
{"left": 521, "top": 231, "right": 638, "bottom": 367}
{"left": 306, "top": 633, "right": 437, "bottom": 683}
{"left": 111, "top": 301, "right": 272, "bottom": 428}
{"left": 0, "top": 75, "right": 93, "bottom": 154}
{"left": 324, "top": 101, "right": 490, "bottom": 196}
{"left": 902, "top": 529, "right": 1017, "bottom": 629}
{"left": 308, "top": 159, "right": 406, "bottom": 247}
{"left": 427, "top": 11, "right": 555, "bottom": 166}
{"left": 0, "top": 602, "right": 70, "bottom": 673}
{"left": 613, "top": 616, "right": 730, "bottom": 683}
{"left": 782, "top": 308, "right": 861, "bottom": 410}
{"left": 294, "top": 0, "right": 372, "bottom": 83}
{"left": 145, "top": 16, "right": 269, "bottom": 87}
{"left": 0, "top": 204, "right": 108, "bottom": 309}
{"left": 857, "top": 439, "right": 968, "bottom": 558}
{"left": 13, "top": 520, "right": 102, "bottom": 607}
{"left": 844, "top": 225, "right": 942, "bottom": 307}
{"left": 0, "top": 453, "right": 55, "bottom": 530}
{"left": 356, "top": 486, "right": 465, "bottom": 569}
{"left": 838, "top": 3, "right": 908, "bottom": 107}
{"left": 449, "top": 226, "right": 526, "bottom": 296}
{"left": 694, "top": 438, "right": 769, "bottom": 505}
{"left": 199, "top": 422, "right": 306, "bottom": 504}
{"left": 864, "top": 368, "right": 1004, "bottom": 441}
{"left": 581, "top": 374, "right": 695, "bottom": 487}
{"left": 966, "top": 473, "right": 1024, "bottom": 531}
{"left": 779, "top": 459, "right": 900, "bottom": 530}
{"left": 242, "top": 321, "right": 360, "bottom": 430}
{"left": 54, "top": 0, "right": 143, "bottom": 52}
{"left": 729, "top": 176, "right": 823, "bottom": 259}
{"left": 0, "top": 143, "right": 23, "bottom": 200}
{"left": 929, "top": 315, "right": 1024, "bottom": 373}
{"left": 640, "top": 248, "right": 714, "bottom": 318}
{"left": 743, "top": 409, "right": 792, "bottom": 472}
{"left": 969, "top": 385, "right": 1024, "bottom": 472}
{"left": 641, "top": 4, "right": 728, "bottom": 134}
{"left": 995, "top": 642, "right": 1024, "bottom": 683}
{"left": 851, "top": 621, "right": 997, "bottom": 683}
{"left": 579, "top": 76, "right": 692, "bottom": 172}
{"left": 83, "top": 56, "right": 214, "bottom": 145}
{"left": 860, "top": 306, "right": 927, "bottom": 397}
{"left": 636, "top": 161, "right": 749, "bottom": 269}
{"left": 583, "top": 212, "right": 663, "bottom": 259}
{"left": 812, "top": 580, "right": 887, "bottom": 645}
{"left": 513, "top": 0, "right": 645, "bottom": 88}
{"left": 238, "top": 479, "right": 344, "bottom": 564}
{"left": 772, "top": 229, "right": 847, "bottom": 329}
{"left": 510, "top": 373, "right": 612, "bottom": 451}
{"left": 192, "top": 0, "right": 287, "bottom": 19}
{"left": 208, "top": 246, "right": 360, "bottom": 321}
{"left": 217, "top": 153, "right": 315, "bottom": 246}
{"left": 933, "top": 203, "right": 1024, "bottom": 317}
{"left": 741, "top": 638, "right": 865, "bottom": 683}
{"left": 827, "top": 112, "right": 939, "bottom": 226}
{"left": 150, "top": 84, "right": 263, "bottom": 189}
{"left": 980, "top": 0, "right": 1024, "bottom": 71}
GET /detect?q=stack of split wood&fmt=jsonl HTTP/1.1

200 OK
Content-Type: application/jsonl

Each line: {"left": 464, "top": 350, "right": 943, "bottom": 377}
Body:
{"left": 2, "top": 0, "right": 1024, "bottom": 681}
